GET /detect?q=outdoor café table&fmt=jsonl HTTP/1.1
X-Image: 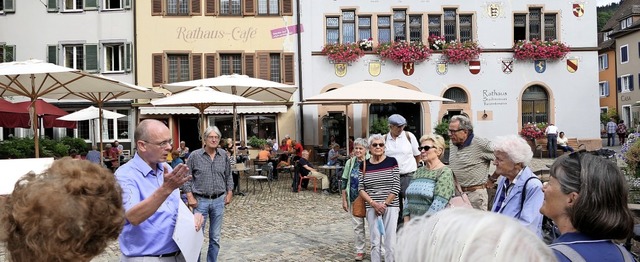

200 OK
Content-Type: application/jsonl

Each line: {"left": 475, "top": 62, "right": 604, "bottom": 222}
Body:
{"left": 318, "top": 165, "right": 341, "bottom": 192}
{"left": 232, "top": 165, "right": 251, "bottom": 195}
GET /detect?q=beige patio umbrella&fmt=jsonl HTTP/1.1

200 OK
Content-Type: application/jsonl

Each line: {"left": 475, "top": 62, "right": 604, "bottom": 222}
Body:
{"left": 0, "top": 59, "right": 155, "bottom": 157}
{"left": 151, "top": 85, "right": 263, "bottom": 149}
{"left": 303, "top": 80, "right": 453, "bottom": 155}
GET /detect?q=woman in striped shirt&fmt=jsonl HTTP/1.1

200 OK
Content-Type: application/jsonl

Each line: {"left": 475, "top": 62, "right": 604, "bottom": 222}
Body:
{"left": 359, "top": 134, "right": 401, "bottom": 262}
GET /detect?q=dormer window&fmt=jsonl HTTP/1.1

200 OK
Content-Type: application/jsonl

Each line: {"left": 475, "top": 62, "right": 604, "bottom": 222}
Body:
{"left": 621, "top": 17, "right": 633, "bottom": 29}
{"left": 603, "top": 30, "right": 611, "bottom": 41}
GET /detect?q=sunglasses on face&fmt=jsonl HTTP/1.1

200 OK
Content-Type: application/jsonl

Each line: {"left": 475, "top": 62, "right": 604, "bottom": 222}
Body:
{"left": 419, "top": 145, "right": 435, "bottom": 152}
{"left": 371, "top": 143, "right": 385, "bottom": 148}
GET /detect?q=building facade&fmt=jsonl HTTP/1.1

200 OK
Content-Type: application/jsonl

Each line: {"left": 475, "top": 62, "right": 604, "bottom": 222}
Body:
{"left": 299, "top": 1, "right": 601, "bottom": 149}
{"left": 136, "top": 0, "right": 298, "bottom": 150}
{"left": 0, "top": 0, "right": 137, "bottom": 149}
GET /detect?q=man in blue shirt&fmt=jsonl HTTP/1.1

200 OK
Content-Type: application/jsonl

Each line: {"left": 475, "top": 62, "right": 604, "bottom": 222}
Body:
{"left": 85, "top": 144, "right": 101, "bottom": 164}
{"left": 115, "top": 119, "right": 203, "bottom": 260}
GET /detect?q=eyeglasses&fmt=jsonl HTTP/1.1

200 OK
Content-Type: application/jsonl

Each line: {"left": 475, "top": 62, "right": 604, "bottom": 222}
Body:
{"left": 371, "top": 143, "right": 385, "bottom": 148}
{"left": 143, "top": 139, "right": 172, "bottom": 147}
{"left": 419, "top": 145, "right": 434, "bottom": 152}
{"left": 448, "top": 129, "right": 464, "bottom": 133}
{"left": 207, "top": 136, "right": 220, "bottom": 141}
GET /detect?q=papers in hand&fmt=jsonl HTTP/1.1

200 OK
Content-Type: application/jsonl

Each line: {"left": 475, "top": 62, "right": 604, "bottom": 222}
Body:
{"left": 173, "top": 202, "right": 204, "bottom": 262}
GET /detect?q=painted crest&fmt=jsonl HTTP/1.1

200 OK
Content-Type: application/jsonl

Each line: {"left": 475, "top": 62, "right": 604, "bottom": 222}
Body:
{"left": 501, "top": 59, "right": 513, "bottom": 74}
{"left": 335, "top": 63, "right": 347, "bottom": 77}
{"left": 534, "top": 60, "right": 546, "bottom": 73}
{"left": 567, "top": 58, "right": 579, "bottom": 73}
{"left": 469, "top": 60, "right": 481, "bottom": 75}
{"left": 402, "top": 62, "right": 415, "bottom": 76}
{"left": 436, "top": 60, "right": 448, "bottom": 75}
{"left": 368, "top": 61, "right": 381, "bottom": 77}
{"left": 487, "top": 3, "right": 502, "bottom": 19}
{"left": 573, "top": 4, "right": 585, "bottom": 17}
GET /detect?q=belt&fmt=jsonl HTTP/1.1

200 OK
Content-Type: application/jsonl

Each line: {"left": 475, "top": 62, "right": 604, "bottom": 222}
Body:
{"left": 400, "top": 171, "right": 415, "bottom": 177}
{"left": 461, "top": 184, "right": 485, "bottom": 192}
{"left": 194, "top": 192, "right": 225, "bottom": 199}
{"left": 149, "top": 251, "right": 181, "bottom": 257}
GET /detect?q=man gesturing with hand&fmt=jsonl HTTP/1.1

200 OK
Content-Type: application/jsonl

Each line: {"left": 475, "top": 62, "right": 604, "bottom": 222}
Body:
{"left": 116, "top": 119, "right": 203, "bottom": 261}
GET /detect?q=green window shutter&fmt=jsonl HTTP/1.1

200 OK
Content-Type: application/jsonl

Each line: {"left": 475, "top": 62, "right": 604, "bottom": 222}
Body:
{"left": 84, "top": 0, "right": 98, "bottom": 10}
{"left": 124, "top": 42, "right": 132, "bottom": 72}
{"left": 47, "top": 45, "right": 58, "bottom": 64}
{"left": 124, "top": 0, "right": 131, "bottom": 9}
{"left": 47, "top": 0, "right": 59, "bottom": 12}
{"left": 4, "top": 45, "right": 15, "bottom": 62}
{"left": 84, "top": 44, "right": 99, "bottom": 72}
{"left": 4, "top": 0, "right": 16, "bottom": 13}
{"left": 0, "top": 47, "right": 4, "bottom": 63}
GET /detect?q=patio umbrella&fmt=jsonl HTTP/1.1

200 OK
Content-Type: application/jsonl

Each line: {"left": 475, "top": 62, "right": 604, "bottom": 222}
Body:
{"left": 0, "top": 98, "right": 29, "bottom": 128}
{"left": 15, "top": 99, "right": 76, "bottom": 129}
{"left": 0, "top": 59, "right": 155, "bottom": 157}
{"left": 150, "top": 85, "right": 262, "bottom": 150}
{"left": 57, "top": 106, "right": 126, "bottom": 149}
{"left": 303, "top": 80, "right": 453, "bottom": 154}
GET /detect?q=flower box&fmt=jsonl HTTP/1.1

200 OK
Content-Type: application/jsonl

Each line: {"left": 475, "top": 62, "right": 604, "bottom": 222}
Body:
{"left": 513, "top": 39, "right": 570, "bottom": 61}
{"left": 321, "top": 43, "right": 365, "bottom": 64}
{"left": 358, "top": 38, "right": 374, "bottom": 51}
{"left": 376, "top": 41, "right": 432, "bottom": 64}
{"left": 442, "top": 40, "right": 482, "bottom": 64}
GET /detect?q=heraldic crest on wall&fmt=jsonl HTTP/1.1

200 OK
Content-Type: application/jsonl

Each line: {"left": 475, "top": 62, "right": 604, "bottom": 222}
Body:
{"left": 368, "top": 60, "right": 381, "bottom": 77}
{"left": 335, "top": 63, "right": 347, "bottom": 77}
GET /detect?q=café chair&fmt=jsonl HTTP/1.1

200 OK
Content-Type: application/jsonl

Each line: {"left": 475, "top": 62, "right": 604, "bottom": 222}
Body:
{"left": 249, "top": 162, "right": 272, "bottom": 193}
{"left": 295, "top": 161, "right": 317, "bottom": 193}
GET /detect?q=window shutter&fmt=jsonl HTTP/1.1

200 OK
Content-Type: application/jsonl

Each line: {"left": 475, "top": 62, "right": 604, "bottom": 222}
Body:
{"left": 47, "top": 44, "right": 58, "bottom": 64}
{"left": 4, "top": 0, "right": 15, "bottom": 13}
{"left": 124, "top": 0, "right": 131, "bottom": 9}
{"left": 204, "top": 53, "right": 216, "bottom": 78}
{"left": 191, "top": 53, "right": 203, "bottom": 80}
{"left": 244, "top": 53, "right": 255, "bottom": 78}
{"left": 604, "top": 55, "right": 608, "bottom": 69}
{"left": 631, "top": 75, "right": 635, "bottom": 91}
{"left": 618, "top": 77, "right": 622, "bottom": 93}
{"left": 4, "top": 45, "right": 15, "bottom": 62}
{"left": 244, "top": 0, "right": 254, "bottom": 16}
{"left": 191, "top": 0, "right": 201, "bottom": 15}
{"left": 256, "top": 53, "right": 269, "bottom": 80}
{"left": 605, "top": 82, "right": 610, "bottom": 97}
{"left": 152, "top": 53, "right": 164, "bottom": 86}
{"left": 84, "top": 44, "right": 99, "bottom": 72}
{"left": 152, "top": 0, "right": 162, "bottom": 16}
{"left": 282, "top": 0, "right": 292, "bottom": 16}
{"left": 47, "top": 0, "right": 58, "bottom": 12}
{"left": 124, "top": 42, "right": 132, "bottom": 72}
{"left": 205, "top": 0, "right": 216, "bottom": 15}
{"left": 84, "top": 0, "right": 98, "bottom": 10}
{"left": 0, "top": 47, "right": 3, "bottom": 63}
{"left": 283, "top": 53, "right": 294, "bottom": 84}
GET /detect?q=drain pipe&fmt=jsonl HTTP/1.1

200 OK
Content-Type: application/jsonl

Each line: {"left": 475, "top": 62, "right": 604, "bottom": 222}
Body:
{"left": 296, "top": 0, "right": 304, "bottom": 143}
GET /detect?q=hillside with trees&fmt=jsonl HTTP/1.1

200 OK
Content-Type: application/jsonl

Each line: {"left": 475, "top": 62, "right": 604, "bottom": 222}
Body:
{"left": 598, "top": 1, "right": 621, "bottom": 31}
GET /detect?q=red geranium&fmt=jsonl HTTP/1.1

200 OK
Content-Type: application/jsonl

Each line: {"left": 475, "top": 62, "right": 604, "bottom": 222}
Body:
{"left": 513, "top": 39, "right": 570, "bottom": 61}
{"left": 321, "top": 43, "right": 365, "bottom": 64}
{"left": 376, "top": 41, "right": 432, "bottom": 64}
{"left": 442, "top": 41, "right": 482, "bottom": 64}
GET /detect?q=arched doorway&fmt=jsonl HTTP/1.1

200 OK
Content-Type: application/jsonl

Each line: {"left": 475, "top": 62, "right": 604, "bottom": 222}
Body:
{"left": 522, "top": 85, "right": 549, "bottom": 124}
{"left": 369, "top": 103, "right": 422, "bottom": 136}
{"left": 441, "top": 87, "right": 469, "bottom": 122}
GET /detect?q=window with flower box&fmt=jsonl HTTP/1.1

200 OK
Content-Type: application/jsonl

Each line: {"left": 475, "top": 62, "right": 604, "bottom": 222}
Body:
{"left": 358, "top": 16, "right": 372, "bottom": 42}
{"left": 326, "top": 17, "right": 340, "bottom": 44}
{"left": 326, "top": 11, "right": 374, "bottom": 44}
{"left": 514, "top": 8, "right": 557, "bottom": 42}
{"left": 342, "top": 11, "right": 356, "bottom": 44}
{"left": 378, "top": 15, "right": 392, "bottom": 44}
{"left": 427, "top": 9, "right": 473, "bottom": 42}
{"left": 390, "top": 10, "right": 422, "bottom": 43}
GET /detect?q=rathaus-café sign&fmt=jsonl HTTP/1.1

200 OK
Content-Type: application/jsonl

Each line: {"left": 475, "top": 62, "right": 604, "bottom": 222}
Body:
{"left": 176, "top": 27, "right": 258, "bottom": 43}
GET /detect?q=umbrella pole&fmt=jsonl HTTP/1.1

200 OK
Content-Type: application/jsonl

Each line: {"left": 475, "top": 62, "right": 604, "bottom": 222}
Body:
{"left": 345, "top": 104, "right": 349, "bottom": 156}
{"left": 233, "top": 104, "right": 237, "bottom": 161}
{"left": 32, "top": 99, "right": 39, "bottom": 158}
{"left": 99, "top": 105, "right": 104, "bottom": 164}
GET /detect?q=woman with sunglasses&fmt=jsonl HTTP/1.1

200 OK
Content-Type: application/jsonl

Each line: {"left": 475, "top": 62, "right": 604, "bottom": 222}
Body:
{"left": 358, "top": 134, "right": 401, "bottom": 262}
{"left": 341, "top": 138, "right": 370, "bottom": 261}
{"left": 489, "top": 135, "right": 544, "bottom": 236}
{"left": 402, "top": 134, "right": 454, "bottom": 223}
{"left": 543, "top": 152, "right": 634, "bottom": 261}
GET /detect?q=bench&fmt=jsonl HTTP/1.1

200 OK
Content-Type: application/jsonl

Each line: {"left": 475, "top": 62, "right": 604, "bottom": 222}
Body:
{"left": 535, "top": 138, "right": 585, "bottom": 158}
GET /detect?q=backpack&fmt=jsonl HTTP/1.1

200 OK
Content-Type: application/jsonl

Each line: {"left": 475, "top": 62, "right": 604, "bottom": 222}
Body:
{"left": 521, "top": 176, "right": 558, "bottom": 244}
{"left": 384, "top": 131, "right": 414, "bottom": 144}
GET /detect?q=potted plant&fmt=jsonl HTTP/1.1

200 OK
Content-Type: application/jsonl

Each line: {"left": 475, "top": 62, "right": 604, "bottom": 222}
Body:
{"left": 427, "top": 35, "right": 446, "bottom": 51}
{"left": 358, "top": 38, "right": 374, "bottom": 51}
{"left": 442, "top": 40, "right": 482, "bottom": 64}
{"left": 321, "top": 42, "right": 365, "bottom": 64}
{"left": 377, "top": 41, "right": 431, "bottom": 75}
{"left": 520, "top": 123, "right": 546, "bottom": 152}
{"left": 513, "top": 39, "right": 570, "bottom": 61}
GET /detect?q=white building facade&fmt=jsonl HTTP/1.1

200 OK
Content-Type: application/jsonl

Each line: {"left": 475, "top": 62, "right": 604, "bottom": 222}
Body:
{"left": 298, "top": 1, "right": 601, "bottom": 149}
{"left": 0, "top": 0, "right": 136, "bottom": 148}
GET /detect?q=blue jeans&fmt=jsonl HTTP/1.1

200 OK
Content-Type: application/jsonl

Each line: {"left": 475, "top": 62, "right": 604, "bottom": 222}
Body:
{"left": 607, "top": 133, "right": 615, "bottom": 146}
{"left": 194, "top": 195, "right": 226, "bottom": 262}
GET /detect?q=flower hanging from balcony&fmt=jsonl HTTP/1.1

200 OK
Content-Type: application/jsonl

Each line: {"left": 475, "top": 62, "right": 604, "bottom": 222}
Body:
{"left": 513, "top": 39, "right": 570, "bottom": 61}
{"left": 358, "top": 38, "right": 374, "bottom": 51}
{"left": 442, "top": 40, "right": 482, "bottom": 64}
{"left": 321, "top": 42, "right": 365, "bottom": 64}
{"left": 427, "top": 35, "right": 446, "bottom": 50}
{"left": 376, "top": 41, "right": 432, "bottom": 64}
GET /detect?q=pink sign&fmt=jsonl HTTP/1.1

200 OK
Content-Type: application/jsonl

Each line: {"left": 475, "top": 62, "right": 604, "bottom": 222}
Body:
{"left": 271, "top": 24, "right": 304, "bottom": 39}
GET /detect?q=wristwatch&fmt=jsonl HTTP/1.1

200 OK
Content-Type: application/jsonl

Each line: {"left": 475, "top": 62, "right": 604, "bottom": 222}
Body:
{"left": 487, "top": 174, "right": 498, "bottom": 183}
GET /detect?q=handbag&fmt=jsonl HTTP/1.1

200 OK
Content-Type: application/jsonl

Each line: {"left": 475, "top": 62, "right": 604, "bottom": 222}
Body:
{"left": 447, "top": 173, "right": 473, "bottom": 209}
{"left": 351, "top": 160, "right": 367, "bottom": 218}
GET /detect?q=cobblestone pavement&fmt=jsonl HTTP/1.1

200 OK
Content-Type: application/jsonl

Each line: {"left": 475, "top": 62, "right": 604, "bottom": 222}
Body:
{"left": 0, "top": 156, "right": 583, "bottom": 262}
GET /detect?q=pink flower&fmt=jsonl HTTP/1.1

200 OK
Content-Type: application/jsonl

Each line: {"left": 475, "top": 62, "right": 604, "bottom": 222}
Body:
{"left": 513, "top": 39, "right": 569, "bottom": 60}
{"left": 321, "top": 43, "right": 365, "bottom": 64}
{"left": 376, "top": 41, "right": 432, "bottom": 64}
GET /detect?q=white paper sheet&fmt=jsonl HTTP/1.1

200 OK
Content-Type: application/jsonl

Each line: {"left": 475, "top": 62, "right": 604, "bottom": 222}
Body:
{"left": 0, "top": 158, "right": 54, "bottom": 195}
{"left": 172, "top": 202, "right": 205, "bottom": 262}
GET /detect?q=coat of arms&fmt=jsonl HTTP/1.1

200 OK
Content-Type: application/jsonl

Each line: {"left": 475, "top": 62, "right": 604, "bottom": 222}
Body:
{"left": 534, "top": 60, "right": 546, "bottom": 73}
{"left": 501, "top": 59, "right": 513, "bottom": 74}
{"left": 469, "top": 60, "right": 481, "bottom": 75}
{"left": 573, "top": 3, "right": 585, "bottom": 17}
{"left": 487, "top": 3, "right": 502, "bottom": 19}
{"left": 368, "top": 60, "right": 381, "bottom": 77}
{"left": 567, "top": 58, "right": 578, "bottom": 73}
{"left": 402, "top": 62, "right": 414, "bottom": 76}
{"left": 436, "top": 60, "right": 448, "bottom": 75}
{"left": 335, "top": 63, "right": 347, "bottom": 77}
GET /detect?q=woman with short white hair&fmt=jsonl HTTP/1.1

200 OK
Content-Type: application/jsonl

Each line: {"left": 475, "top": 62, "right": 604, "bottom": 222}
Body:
{"left": 488, "top": 135, "right": 544, "bottom": 237}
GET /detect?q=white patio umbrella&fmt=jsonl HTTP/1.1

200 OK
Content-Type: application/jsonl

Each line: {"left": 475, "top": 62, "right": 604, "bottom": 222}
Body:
{"left": 0, "top": 59, "right": 155, "bottom": 157}
{"left": 151, "top": 86, "right": 263, "bottom": 149}
{"left": 303, "top": 80, "right": 453, "bottom": 154}
{"left": 57, "top": 106, "right": 125, "bottom": 148}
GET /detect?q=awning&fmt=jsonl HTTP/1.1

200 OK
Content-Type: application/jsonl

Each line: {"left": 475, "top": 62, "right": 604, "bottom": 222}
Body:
{"left": 139, "top": 105, "right": 288, "bottom": 115}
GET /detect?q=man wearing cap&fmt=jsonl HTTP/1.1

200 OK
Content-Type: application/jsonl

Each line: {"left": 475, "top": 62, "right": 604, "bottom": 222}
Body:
{"left": 449, "top": 115, "right": 495, "bottom": 211}
{"left": 384, "top": 114, "right": 420, "bottom": 225}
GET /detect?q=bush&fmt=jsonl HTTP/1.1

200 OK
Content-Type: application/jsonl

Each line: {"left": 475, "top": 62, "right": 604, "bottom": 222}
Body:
{"left": 60, "top": 137, "right": 90, "bottom": 155}
{"left": 370, "top": 117, "right": 389, "bottom": 135}
{"left": 434, "top": 120, "right": 450, "bottom": 146}
{"left": 0, "top": 137, "right": 82, "bottom": 159}
{"left": 247, "top": 136, "right": 267, "bottom": 148}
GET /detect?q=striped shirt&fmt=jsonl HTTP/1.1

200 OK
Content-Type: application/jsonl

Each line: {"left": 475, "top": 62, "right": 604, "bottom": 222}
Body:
{"left": 449, "top": 135, "right": 495, "bottom": 187}
{"left": 184, "top": 148, "right": 233, "bottom": 195}
{"left": 358, "top": 156, "right": 401, "bottom": 207}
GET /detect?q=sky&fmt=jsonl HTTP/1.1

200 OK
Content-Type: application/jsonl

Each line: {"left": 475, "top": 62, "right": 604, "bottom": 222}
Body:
{"left": 597, "top": 0, "right": 620, "bottom": 6}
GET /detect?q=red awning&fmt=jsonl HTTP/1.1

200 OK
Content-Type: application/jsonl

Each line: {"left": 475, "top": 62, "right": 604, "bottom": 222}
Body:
{"left": 0, "top": 99, "right": 30, "bottom": 128}
{"left": 15, "top": 99, "right": 77, "bottom": 129}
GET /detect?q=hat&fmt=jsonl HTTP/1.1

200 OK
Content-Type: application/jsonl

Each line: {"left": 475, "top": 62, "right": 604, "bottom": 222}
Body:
{"left": 388, "top": 114, "right": 407, "bottom": 126}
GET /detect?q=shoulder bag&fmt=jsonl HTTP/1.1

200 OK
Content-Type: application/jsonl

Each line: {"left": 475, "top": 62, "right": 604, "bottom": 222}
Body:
{"left": 447, "top": 173, "right": 473, "bottom": 209}
{"left": 351, "top": 160, "right": 367, "bottom": 218}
